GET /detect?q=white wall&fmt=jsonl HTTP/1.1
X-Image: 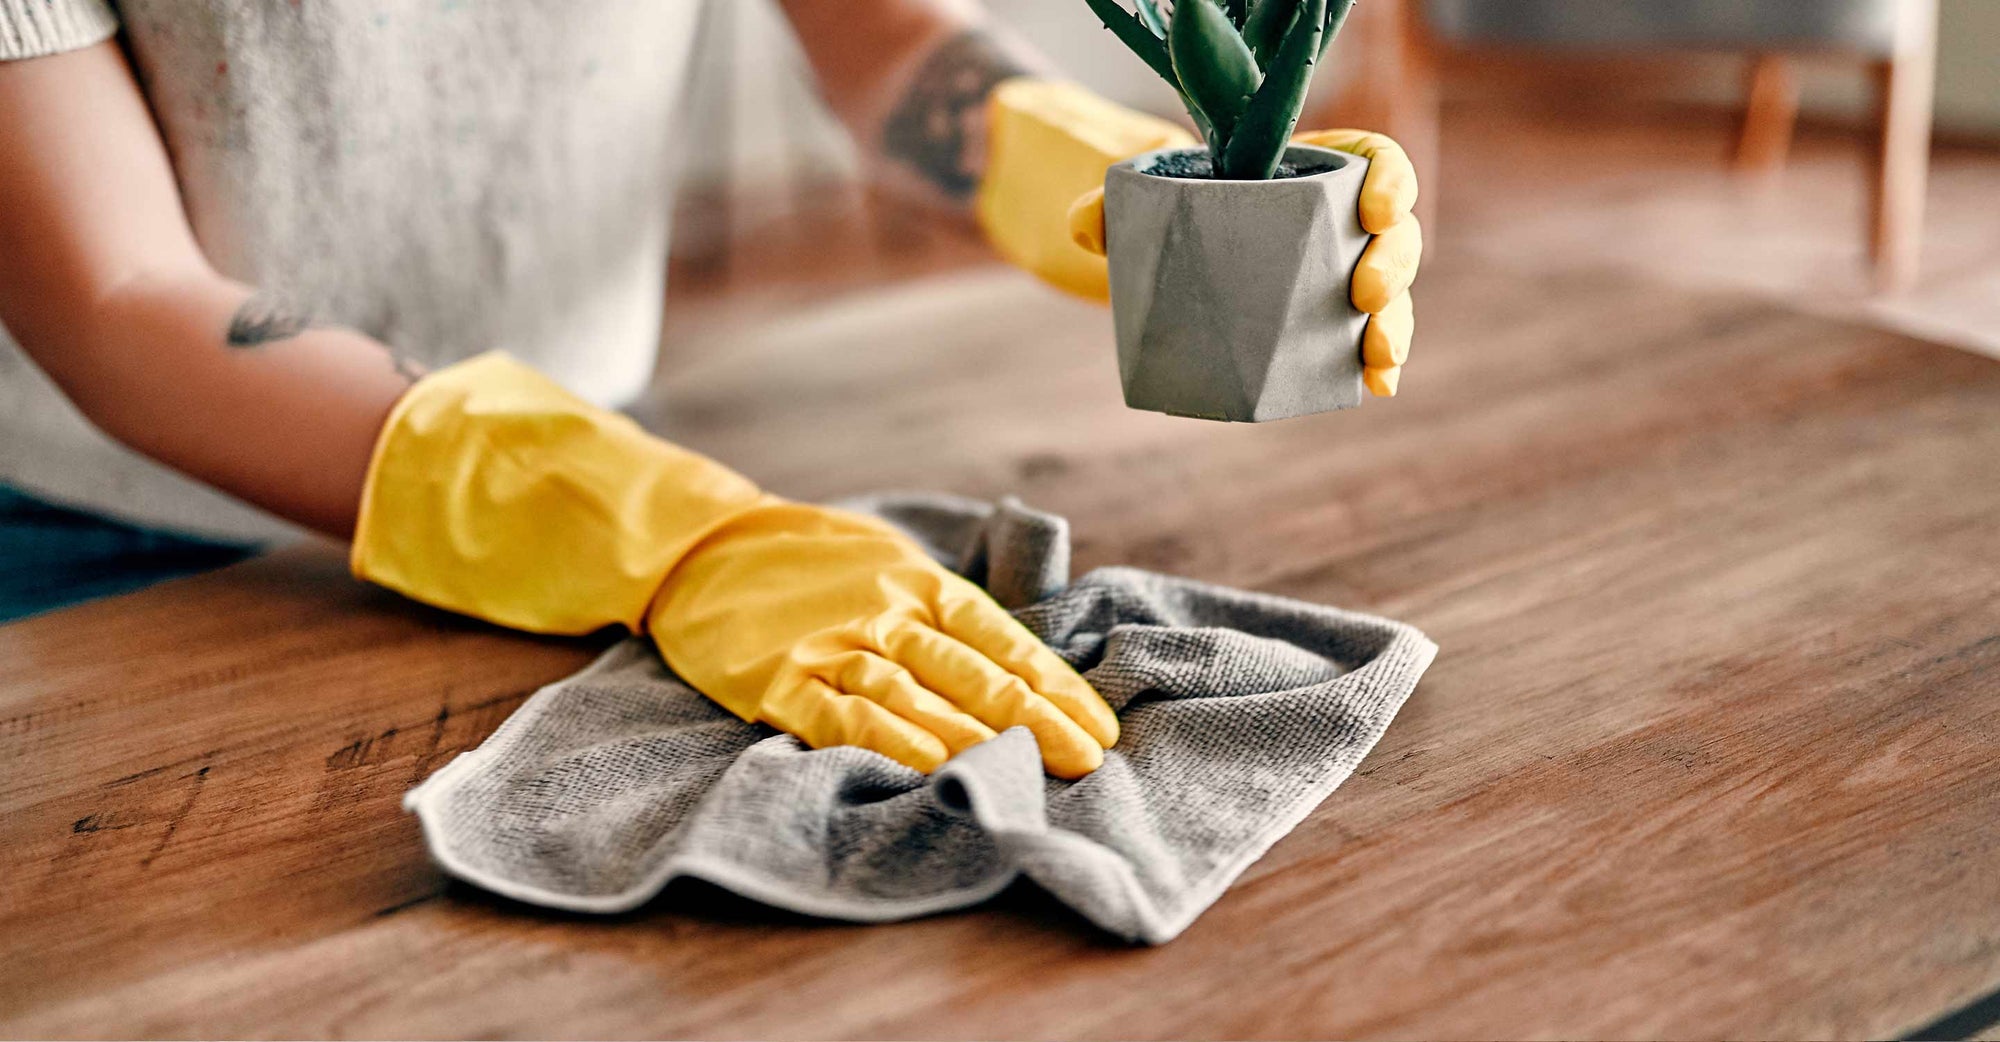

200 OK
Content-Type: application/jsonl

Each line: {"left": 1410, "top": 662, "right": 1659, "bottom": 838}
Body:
{"left": 1931, "top": 0, "right": 2000, "bottom": 133}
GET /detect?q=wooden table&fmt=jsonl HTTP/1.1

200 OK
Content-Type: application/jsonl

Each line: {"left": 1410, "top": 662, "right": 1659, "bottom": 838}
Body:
{"left": 4, "top": 264, "right": 1998, "bottom": 1039}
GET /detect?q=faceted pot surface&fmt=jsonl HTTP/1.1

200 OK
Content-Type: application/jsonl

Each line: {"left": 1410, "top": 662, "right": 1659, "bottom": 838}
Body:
{"left": 1104, "top": 144, "right": 1371, "bottom": 423}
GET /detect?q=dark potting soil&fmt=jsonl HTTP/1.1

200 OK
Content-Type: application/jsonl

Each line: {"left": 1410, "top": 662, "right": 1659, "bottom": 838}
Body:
{"left": 1142, "top": 152, "right": 1338, "bottom": 180}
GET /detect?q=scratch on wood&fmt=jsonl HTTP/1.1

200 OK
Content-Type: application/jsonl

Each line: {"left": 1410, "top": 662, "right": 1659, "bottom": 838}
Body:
{"left": 1, "top": 708, "right": 46, "bottom": 738}
{"left": 107, "top": 763, "right": 176, "bottom": 787}
{"left": 414, "top": 700, "right": 452, "bottom": 784}
{"left": 72, "top": 813, "right": 138, "bottom": 833}
{"left": 1356, "top": 746, "right": 1426, "bottom": 780}
{"left": 326, "top": 739, "right": 368, "bottom": 770}
{"left": 373, "top": 890, "right": 442, "bottom": 918}
{"left": 108, "top": 749, "right": 221, "bottom": 788}
{"left": 140, "top": 765, "right": 210, "bottom": 868}
{"left": 326, "top": 726, "right": 400, "bottom": 771}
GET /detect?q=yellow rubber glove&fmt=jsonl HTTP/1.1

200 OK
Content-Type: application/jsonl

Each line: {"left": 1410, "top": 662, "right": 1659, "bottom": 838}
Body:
{"left": 648, "top": 501, "right": 1118, "bottom": 779}
{"left": 976, "top": 78, "right": 1196, "bottom": 301}
{"left": 1063, "top": 126, "right": 1422, "bottom": 398}
{"left": 1294, "top": 129, "right": 1422, "bottom": 399}
{"left": 353, "top": 353, "right": 1116, "bottom": 778}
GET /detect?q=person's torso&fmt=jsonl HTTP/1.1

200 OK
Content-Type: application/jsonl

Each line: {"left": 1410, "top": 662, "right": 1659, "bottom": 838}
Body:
{"left": 0, "top": 0, "right": 705, "bottom": 541}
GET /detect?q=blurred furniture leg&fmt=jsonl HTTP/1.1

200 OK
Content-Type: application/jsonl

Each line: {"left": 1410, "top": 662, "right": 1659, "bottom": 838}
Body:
{"left": 1418, "top": 0, "right": 1939, "bottom": 295}
{"left": 1734, "top": 54, "right": 1798, "bottom": 176}
{"left": 1869, "top": 0, "right": 1938, "bottom": 294}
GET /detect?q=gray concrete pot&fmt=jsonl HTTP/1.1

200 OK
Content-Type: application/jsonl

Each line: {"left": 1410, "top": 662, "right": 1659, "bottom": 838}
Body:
{"left": 1104, "top": 144, "right": 1371, "bottom": 423}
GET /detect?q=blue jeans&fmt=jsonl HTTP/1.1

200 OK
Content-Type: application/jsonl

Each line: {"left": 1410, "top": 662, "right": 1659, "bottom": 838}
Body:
{"left": 0, "top": 485, "right": 259, "bottom": 623}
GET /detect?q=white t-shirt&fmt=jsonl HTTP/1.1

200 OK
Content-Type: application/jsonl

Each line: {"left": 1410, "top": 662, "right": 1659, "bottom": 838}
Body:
{"left": 0, "top": 0, "right": 706, "bottom": 541}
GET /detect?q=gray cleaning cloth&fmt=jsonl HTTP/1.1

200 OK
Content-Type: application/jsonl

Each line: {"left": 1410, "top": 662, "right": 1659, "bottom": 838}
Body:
{"left": 405, "top": 494, "right": 1436, "bottom": 944}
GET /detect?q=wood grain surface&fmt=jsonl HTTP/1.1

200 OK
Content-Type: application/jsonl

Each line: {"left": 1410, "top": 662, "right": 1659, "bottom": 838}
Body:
{"left": 3, "top": 263, "right": 1998, "bottom": 1040}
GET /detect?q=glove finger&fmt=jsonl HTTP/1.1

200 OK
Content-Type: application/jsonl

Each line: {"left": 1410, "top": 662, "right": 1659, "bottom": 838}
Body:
{"left": 1352, "top": 216, "right": 1422, "bottom": 314}
{"left": 1292, "top": 129, "right": 1419, "bottom": 234}
{"left": 1068, "top": 186, "right": 1108, "bottom": 257}
{"left": 1363, "top": 364, "right": 1402, "bottom": 398}
{"left": 1362, "top": 291, "right": 1413, "bottom": 367}
{"left": 761, "top": 675, "right": 951, "bottom": 774}
{"left": 824, "top": 649, "right": 999, "bottom": 757}
{"left": 881, "top": 623, "right": 1106, "bottom": 779}
{"left": 933, "top": 593, "right": 1119, "bottom": 750}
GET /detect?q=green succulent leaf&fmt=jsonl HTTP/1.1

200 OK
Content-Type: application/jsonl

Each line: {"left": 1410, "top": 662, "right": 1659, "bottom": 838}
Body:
{"left": 1134, "top": 0, "right": 1168, "bottom": 37}
{"left": 1221, "top": 0, "right": 1325, "bottom": 178}
{"left": 1319, "top": 0, "right": 1356, "bottom": 60}
{"left": 1242, "top": 0, "right": 1301, "bottom": 71}
{"left": 1170, "top": 0, "right": 1261, "bottom": 136}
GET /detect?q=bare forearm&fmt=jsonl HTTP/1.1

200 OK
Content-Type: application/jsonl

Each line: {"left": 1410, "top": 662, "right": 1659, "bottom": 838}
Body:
{"left": 777, "top": 0, "right": 1046, "bottom": 202}
{"left": 0, "top": 42, "right": 409, "bottom": 539}
{"left": 48, "top": 275, "right": 413, "bottom": 538}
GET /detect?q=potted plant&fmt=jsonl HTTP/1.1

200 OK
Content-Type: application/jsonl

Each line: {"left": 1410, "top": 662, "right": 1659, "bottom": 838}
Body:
{"left": 1084, "top": 0, "right": 1369, "bottom": 422}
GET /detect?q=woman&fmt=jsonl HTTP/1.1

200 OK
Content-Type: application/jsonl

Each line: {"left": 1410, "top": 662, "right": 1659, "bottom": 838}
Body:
{"left": 0, "top": 0, "right": 1419, "bottom": 776}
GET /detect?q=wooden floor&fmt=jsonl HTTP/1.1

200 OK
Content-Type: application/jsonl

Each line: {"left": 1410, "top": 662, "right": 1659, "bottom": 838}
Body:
{"left": 4, "top": 256, "right": 1999, "bottom": 1038}
{"left": 1431, "top": 100, "right": 2000, "bottom": 359}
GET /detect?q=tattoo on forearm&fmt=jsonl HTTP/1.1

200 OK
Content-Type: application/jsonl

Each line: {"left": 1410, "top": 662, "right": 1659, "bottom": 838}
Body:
{"left": 226, "top": 290, "right": 425, "bottom": 384}
{"left": 881, "top": 29, "right": 1030, "bottom": 199}
{"left": 225, "top": 292, "right": 314, "bottom": 348}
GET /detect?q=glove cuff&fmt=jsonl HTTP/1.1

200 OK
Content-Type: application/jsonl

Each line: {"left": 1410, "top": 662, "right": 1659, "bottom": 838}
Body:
{"left": 975, "top": 78, "right": 1194, "bottom": 298}
{"left": 352, "top": 352, "right": 764, "bottom": 635}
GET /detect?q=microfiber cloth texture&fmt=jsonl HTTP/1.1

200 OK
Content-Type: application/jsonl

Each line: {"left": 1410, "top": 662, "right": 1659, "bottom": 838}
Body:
{"left": 404, "top": 493, "right": 1437, "bottom": 944}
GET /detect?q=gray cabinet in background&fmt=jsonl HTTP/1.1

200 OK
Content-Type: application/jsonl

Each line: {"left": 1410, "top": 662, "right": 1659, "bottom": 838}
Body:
{"left": 1423, "top": 0, "right": 1901, "bottom": 53}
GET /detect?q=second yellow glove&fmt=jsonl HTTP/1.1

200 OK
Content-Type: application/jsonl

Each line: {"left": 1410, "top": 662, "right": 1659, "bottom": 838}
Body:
{"left": 1066, "top": 126, "right": 1422, "bottom": 398}
{"left": 976, "top": 79, "right": 1196, "bottom": 301}
{"left": 976, "top": 79, "right": 1422, "bottom": 398}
